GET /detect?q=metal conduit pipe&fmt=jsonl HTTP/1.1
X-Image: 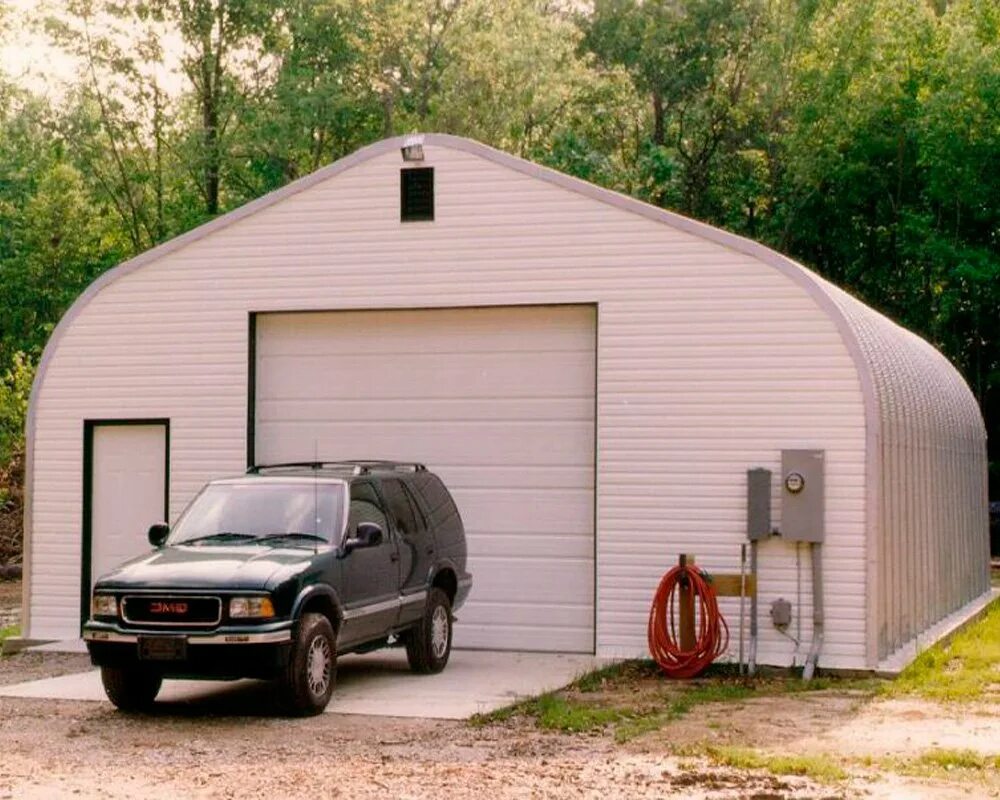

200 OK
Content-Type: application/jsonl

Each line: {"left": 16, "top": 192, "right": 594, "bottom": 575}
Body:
{"left": 748, "top": 539, "right": 759, "bottom": 676}
{"left": 802, "top": 542, "right": 824, "bottom": 681}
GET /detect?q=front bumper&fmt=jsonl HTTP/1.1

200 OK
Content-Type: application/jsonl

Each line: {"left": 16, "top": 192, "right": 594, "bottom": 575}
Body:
{"left": 83, "top": 619, "right": 295, "bottom": 679}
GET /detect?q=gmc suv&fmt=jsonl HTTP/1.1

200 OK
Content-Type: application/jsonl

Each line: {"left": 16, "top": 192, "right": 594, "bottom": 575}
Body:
{"left": 83, "top": 461, "right": 472, "bottom": 716}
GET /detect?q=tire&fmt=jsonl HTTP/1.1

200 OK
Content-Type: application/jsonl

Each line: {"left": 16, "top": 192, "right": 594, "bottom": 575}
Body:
{"left": 100, "top": 666, "right": 162, "bottom": 712}
{"left": 279, "top": 612, "right": 337, "bottom": 716}
{"left": 405, "top": 588, "right": 453, "bottom": 674}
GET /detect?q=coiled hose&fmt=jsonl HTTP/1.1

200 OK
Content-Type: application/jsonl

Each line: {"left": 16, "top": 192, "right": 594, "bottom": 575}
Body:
{"left": 647, "top": 564, "right": 729, "bottom": 678}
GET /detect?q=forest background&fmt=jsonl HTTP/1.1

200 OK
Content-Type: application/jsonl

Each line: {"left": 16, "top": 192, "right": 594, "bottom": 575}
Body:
{"left": 0, "top": 0, "right": 997, "bottom": 563}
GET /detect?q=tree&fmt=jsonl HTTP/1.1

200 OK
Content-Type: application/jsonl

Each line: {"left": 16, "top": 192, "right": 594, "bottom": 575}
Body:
{"left": 583, "top": 0, "right": 766, "bottom": 216}
{"left": 149, "top": 0, "right": 277, "bottom": 216}
{"left": 45, "top": 0, "right": 179, "bottom": 251}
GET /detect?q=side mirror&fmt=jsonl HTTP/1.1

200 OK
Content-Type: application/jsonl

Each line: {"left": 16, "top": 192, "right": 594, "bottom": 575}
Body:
{"left": 344, "top": 522, "right": 384, "bottom": 552}
{"left": 148, "top": 522, "right": 170, "bottom": 548}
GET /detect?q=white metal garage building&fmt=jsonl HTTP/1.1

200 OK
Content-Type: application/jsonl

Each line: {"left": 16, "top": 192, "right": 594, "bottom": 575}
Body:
{"left": 21, "top": 134, "right": 991, "bottom": 671}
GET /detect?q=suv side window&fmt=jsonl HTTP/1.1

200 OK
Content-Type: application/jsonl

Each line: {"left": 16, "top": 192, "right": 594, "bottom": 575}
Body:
{"left": 412, "top": 473, "right": 459, "bottom": 527}
{"left": 348, "top": 480, "right": 389, "bottom": 534}
{"left": 381, "top": 479, "right": 425, "bottom": 539}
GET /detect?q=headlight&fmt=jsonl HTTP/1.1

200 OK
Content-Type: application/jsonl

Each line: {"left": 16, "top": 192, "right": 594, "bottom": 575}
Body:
{"left": 229, "top": 597, "right": 275, "bottom": 619}
{"left": 91, "top": 594, "right": 117, "bottom": 617}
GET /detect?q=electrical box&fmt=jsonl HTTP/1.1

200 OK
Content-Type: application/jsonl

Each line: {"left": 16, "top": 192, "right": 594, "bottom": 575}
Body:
{"left": 770, "top": 598, "right": 793, "bottom": 627}
{"left": 780, "top": 449, "right": 825, "bottom": 543}
{"left": 746, "top": 468, "right": 772, "bottom": 541}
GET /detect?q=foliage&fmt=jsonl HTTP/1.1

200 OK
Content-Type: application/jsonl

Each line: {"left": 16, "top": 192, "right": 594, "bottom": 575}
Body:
{"left": 0, "top": 355, "right": 35, "bottom": 469}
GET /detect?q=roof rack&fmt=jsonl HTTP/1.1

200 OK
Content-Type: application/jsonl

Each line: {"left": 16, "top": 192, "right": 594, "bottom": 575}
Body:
{"left": 247, "top": 460, "right": 427, "bottom": 476}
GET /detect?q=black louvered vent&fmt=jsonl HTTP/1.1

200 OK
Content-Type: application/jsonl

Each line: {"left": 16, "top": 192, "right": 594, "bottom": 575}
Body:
{"left": 401, "top": 167, "right": 434, "bottom": 222}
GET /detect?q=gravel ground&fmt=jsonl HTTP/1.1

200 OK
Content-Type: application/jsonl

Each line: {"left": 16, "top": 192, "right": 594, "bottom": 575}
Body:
{"left": 0, "top": 582, "right": 995, "bottom": 799}
{"left": 0, "top": 692, "right": 840, "bottom": 800}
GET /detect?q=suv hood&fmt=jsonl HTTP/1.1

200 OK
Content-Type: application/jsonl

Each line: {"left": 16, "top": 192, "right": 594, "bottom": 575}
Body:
{"left": 95, "top": 544, "right": 317, "bottom": 591}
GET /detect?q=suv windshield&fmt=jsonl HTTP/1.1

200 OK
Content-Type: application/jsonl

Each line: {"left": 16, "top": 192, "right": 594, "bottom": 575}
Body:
{"left": 169, "top": 482, "right": 345, "bottom": 545}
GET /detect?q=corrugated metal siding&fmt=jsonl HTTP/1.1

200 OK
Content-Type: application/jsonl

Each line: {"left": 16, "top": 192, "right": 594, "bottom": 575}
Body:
{"left": 824, "top": 284, "right": 990, "bottom": 661}
{"left": 29, "top": 141, "right": 869, "bottom": 667}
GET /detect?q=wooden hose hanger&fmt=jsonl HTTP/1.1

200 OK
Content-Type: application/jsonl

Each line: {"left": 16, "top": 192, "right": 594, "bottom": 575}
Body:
{"left": 647, "top": 553, "right": 756, "bottom": 678}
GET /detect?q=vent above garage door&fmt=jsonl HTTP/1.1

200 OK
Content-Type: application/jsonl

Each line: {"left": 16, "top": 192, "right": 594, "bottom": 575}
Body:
{"left": 253, "top": 305, "right": 597, "bottom": 653}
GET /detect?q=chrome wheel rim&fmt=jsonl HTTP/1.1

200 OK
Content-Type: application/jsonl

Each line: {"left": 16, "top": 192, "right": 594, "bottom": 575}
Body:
{"left": 431, "top": 605, "right": 450, "bottom": 660}
{"left": 306, "top": 635, "right": 332, "bottom": 697}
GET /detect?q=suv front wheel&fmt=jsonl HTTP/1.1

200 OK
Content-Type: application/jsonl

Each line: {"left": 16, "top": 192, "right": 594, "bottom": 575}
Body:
{"left": 279, "top": 612, "right": 337, "bottom": 716}
{"left": 100, "top": 665, "right": 162, "bottom": 711}
{"left": 406, "top": 588, "right": 453, "bottom": 674}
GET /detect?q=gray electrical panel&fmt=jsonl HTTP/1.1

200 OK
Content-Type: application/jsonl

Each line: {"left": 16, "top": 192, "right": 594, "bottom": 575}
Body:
{"left": 780, "top": 449, "right": 825, "bottom": 543}
{"left": 746, "top": 468, "right": 772, "bottom": 541}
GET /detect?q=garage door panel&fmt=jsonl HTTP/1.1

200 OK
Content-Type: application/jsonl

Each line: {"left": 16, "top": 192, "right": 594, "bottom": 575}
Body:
{"left": 258, "top": 352, "right": 595, "bottom": 400}
{"left": 461, "top": 602, "right": 592, "bottom": 632}
{"left": 463, "top": 557, "right": 594, "bottom": 601}
{"left": 454, "top": 490, "right": 594, "bottom": 532}
{"left": 424, "top": 465, "right": 594, "bottom": 490}
{"left": 257, "top": 422, "right": 595, "bottom": 466}
{"left": 256, "top": 397, "right": 595, "bottom": 423}
{"left": 256, "top": 306, "right": 595, "bottom": 653}
{"left": 258, "top": 307, "right": 594, "bottom": 355}
{"left": 457, "top": 624, "right": 593, "bottom": 653}
{"left": 470, "top": 533, "right": 593, "bottom": 559}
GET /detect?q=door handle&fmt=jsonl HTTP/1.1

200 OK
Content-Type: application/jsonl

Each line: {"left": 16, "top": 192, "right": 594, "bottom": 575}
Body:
{"left": 426, "top": 546, "right": 435, "bottom": 555}
{"left": 390, "top": 552, "right": 399, "bottom": 563}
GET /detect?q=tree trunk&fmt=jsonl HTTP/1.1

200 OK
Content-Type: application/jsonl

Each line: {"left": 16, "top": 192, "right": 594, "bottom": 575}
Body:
{"left": 652, "top": 91, "right": 665, "bottom": 147}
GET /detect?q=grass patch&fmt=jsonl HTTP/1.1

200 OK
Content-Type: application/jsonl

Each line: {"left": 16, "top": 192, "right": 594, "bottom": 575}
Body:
{"left": 534, "top": 694, "right": 628, "bottom": 733}
{"left": 700, "top": 745, "right": 847, "bottom": 783}
{"left": 867, "top": 748, "right": 1000, "bottom": 782}
{"left": 885, "top": 600, "right": 1000, "bottom": 701}
{"left": 0, "top": 623, "right": 18, "bottom": 655}
{"left": 913, "top": 748, "right": 1000, "bottom": 771}
{"left": 470, "top": 659, "right": 876, "bottom": 742}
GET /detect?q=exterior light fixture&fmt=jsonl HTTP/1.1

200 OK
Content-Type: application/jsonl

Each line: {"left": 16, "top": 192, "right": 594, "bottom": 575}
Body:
{"left": 401, "top": 135, "right": 425, "bottom": 162}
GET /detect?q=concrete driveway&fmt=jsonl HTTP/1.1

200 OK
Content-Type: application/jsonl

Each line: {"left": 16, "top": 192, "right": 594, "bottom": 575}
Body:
{"left": 0, "top": 650, "right": 602, "bottom": 719}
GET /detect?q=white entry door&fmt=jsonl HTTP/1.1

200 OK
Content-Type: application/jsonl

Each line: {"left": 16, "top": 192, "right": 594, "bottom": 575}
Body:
{"left": 89, "top": 423, "right": 168, "bottom": 585}
{"left": 255, "top": 305, "right": 596, "bottom": 653}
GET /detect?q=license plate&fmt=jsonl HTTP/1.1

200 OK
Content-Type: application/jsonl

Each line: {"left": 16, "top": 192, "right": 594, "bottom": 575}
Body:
{"left": 137, "top": 635, "right": 187, "bottom": 661}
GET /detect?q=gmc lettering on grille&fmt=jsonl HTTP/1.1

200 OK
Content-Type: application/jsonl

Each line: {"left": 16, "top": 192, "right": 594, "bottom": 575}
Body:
{"left": 149, "top": 601, "right": 188, "bottom": 614}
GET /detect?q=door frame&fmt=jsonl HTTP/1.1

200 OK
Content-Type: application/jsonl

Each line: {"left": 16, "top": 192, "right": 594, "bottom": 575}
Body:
{"left": 80, "top": 418, "right": 170, "bottom": 628}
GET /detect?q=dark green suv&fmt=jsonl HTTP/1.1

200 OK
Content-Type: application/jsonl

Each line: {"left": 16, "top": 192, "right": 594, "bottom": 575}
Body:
{"left": 83, "top": 461, "right": 472, "bottom": 716}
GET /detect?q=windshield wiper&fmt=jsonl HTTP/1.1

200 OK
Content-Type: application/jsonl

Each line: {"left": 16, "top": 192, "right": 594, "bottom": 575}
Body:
{"left": 256, "top": 532, "right": 329, "bottom": 547}
{"left": 176, "top": 532, "right": 257, "bottom": 545}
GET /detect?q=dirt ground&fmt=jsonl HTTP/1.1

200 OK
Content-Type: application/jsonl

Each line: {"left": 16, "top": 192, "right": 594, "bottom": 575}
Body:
{"left": 0, "top": 580, "right": 996, "bottom": 799}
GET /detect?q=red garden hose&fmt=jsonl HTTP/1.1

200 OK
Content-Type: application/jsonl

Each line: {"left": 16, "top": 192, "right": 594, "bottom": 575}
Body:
{"left": 647, "top": 563, "right": 729, "bottom": 679}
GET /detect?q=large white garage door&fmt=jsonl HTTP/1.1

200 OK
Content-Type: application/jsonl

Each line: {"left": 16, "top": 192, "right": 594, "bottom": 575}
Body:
{"left": 255, "top": 305, "right": 596, "bottom": 653}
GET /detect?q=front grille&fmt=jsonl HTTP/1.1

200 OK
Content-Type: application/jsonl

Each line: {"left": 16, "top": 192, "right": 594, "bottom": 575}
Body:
{"left": 122, "top": 595, "right": 222, "bottom": 627}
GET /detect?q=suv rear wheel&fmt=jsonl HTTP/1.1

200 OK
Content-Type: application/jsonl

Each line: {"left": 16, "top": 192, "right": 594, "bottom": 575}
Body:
{"left": 101, "top": 666, "right": 162, "bottom": 711}
{"left": 405, "top": 588, "right": 453, "bottom": 674}
{"left": 279, "top": 612, "right": 337, "bottom": 716}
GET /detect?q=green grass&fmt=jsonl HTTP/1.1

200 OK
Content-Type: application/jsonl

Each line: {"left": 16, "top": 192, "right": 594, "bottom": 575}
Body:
{"left": 884, "top": 600, "right": 1000, "bottom": 701}
{"left": 0, "top": 623, "right": 18, "bottom": 652}
{"left": 913, "top": 749, "right": 1000, "bottom": 771}
{"left": 533, "top": 694, "right": 629, "bottom": 733}
{"left": 699, "top": 745, "right": 848, "bottom": 783}
{"left": 866, "top": 749, "right": 1000, "bottom": 782}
